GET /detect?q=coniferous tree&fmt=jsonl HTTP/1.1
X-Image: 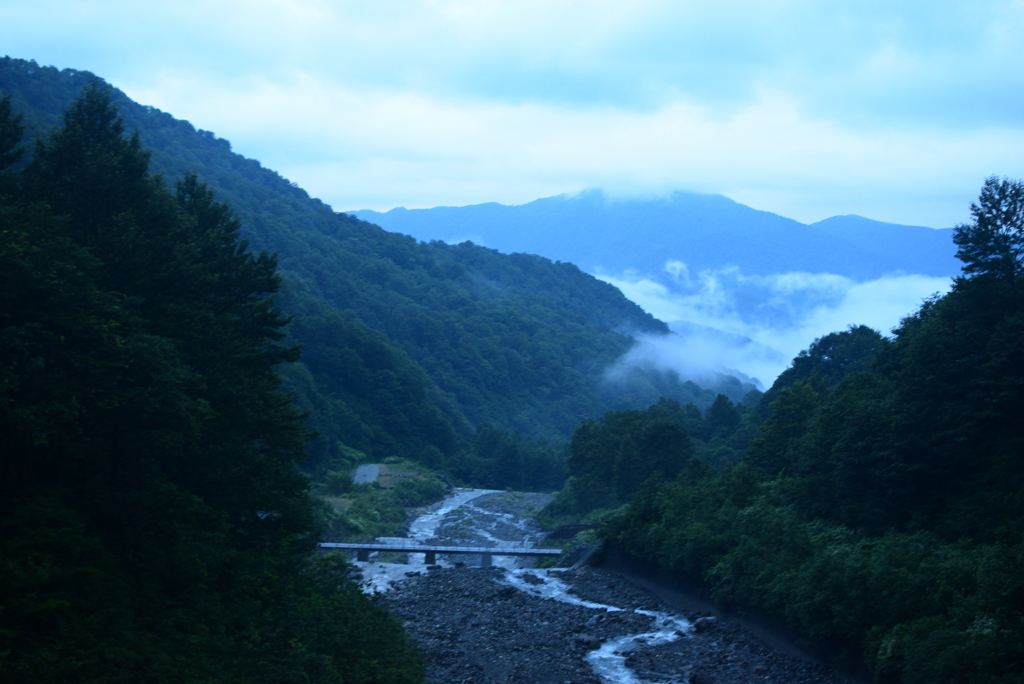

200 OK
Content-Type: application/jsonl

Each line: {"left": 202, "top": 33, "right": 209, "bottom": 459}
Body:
{"left": 0, "top": 93, "right": 23, "bottom": 170}
{"left": 21, "top": 82, "right": 156, "bottom": 244}
{"left": 0, "top": 80, "right": 424, "bottom": 684}
{"left": 954, "top": 176, "right": 1024, "bottom": 286}
{"left": 703, "top": 393, "right": 741, "bottom": 438}
{"left": 601, "top": 180, "right": 1024, "bottom": 684}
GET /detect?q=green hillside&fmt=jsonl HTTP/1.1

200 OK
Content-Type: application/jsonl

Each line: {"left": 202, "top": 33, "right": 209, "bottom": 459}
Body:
{"left": 7, "top": 56, "right": 1021, "bottom": 684}
{"left": 1, "top": 83, "right": 423, "bottom": 684}
{"left": 1, "top": 56, "right": 745, "bottom": 488}
{"left": 577, "top": 179, "right": 1024, "bottom": 683}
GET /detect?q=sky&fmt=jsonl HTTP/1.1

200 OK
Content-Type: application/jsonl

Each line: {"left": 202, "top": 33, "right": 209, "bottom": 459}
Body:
{"left": 4, "top": 1, "right": 1013, "bottom": 385}
{"left": 4, "top": 0, "right": 1024, "bottom": 227}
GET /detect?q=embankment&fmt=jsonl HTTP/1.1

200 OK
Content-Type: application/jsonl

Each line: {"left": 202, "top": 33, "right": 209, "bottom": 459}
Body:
{"left": 596, "top": 546, "right": 874, "bottom": 683}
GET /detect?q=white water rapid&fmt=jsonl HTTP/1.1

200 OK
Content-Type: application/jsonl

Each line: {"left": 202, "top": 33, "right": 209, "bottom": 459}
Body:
{"left": 349, "top": 488, "right": 693, "bottom": 684}
{"left": 503, "top": 568, "right": 691, "bottom": 684}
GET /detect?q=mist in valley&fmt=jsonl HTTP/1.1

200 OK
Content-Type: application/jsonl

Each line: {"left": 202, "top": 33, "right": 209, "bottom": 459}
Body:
{"left": 599, "top": 261, "right": 953, "bottom": 389}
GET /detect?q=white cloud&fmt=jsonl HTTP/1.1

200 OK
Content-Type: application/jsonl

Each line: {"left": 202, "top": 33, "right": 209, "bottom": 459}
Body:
{"left": 113, "top": 71, "right": 1024, "bottom": 224}
{"left": 3, "top": 1, "right": 1024, "bottom": 224}
{"left": 597, "top": 265, "right": 952, "bottom": 386}
{"left": 0, "top": 0, "right": 987, "bottom": 389}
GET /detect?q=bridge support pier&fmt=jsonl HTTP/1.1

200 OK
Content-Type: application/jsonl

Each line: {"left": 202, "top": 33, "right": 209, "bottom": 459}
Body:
{"left": 318, "top": 542, "right": 561, "bottom": 566}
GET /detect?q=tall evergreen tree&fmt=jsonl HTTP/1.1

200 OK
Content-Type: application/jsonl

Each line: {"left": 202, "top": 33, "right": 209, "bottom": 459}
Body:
{"left": 603, "top": 179, "right": 1024, "bottom": 684}
{"left": 953, "top": 176, "right": 1024, "bottom": 287}
{"left": 0, "top": 93, "right": 23, "bottom": 171}
{"left": 1, "top": 80, "right": 424, "bottom": 684}
{"left": 21, "top": 81, "right": 156, "bottom": 244}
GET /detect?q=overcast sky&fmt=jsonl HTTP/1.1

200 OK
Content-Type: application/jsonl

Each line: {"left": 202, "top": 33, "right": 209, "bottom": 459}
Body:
{"left": 5, "top": 0, "right": 1024, "bottom": 226}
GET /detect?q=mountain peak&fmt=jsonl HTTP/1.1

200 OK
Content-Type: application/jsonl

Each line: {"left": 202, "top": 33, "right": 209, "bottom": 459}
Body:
{"left": 352, "top": 191, "right": 958, "bottom": 280}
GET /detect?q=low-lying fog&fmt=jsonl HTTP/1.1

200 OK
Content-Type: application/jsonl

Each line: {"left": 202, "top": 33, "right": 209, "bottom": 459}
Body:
{"left": 599, "top": 261, "right": 953, "bottom": 389}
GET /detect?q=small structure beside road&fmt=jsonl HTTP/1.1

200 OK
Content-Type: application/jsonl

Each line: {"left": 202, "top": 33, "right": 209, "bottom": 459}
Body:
{"left": 351, "top": 464, "right": 380, "bottom": 485}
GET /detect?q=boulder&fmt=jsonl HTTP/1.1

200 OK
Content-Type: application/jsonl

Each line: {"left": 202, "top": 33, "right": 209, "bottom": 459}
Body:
{"left": 574, "top": 634, "right": 602, "bottom": 651}
{"left": 692, "top": 617, "right": 716, "bottom": 633}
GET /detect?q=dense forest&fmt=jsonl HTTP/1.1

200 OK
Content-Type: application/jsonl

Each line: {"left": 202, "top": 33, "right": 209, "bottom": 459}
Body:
{"left": 0, "top": 58, "right": 749, "bottom": 682}
{"left": 0, "top": 86, "right": 425, "bottom": 682}
{"left": 0, "top": 57, "right": 756, "bottom": 493}
{"left": 6, "top": 56, "right": 1020, "bottom": 684}
{"left": 545, "top": 178, "right": 1023, "bottom": 682}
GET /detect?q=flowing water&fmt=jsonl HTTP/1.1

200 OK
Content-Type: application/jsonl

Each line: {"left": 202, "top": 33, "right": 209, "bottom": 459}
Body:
{"left": 351, "top": 488, "right": 693, "bottom": 684}
{"left": 502, "top": 568, "right": 691, "bottom": 683}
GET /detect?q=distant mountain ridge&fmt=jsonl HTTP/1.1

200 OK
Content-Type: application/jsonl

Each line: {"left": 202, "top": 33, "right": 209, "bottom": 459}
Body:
{"left": 352, "top": 189, "right": 960, "bottom": 281}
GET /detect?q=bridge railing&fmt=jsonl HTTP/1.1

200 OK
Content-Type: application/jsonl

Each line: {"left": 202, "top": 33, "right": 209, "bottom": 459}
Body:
{"left": 318, "top": 541, "right": 563, "bottom": 567}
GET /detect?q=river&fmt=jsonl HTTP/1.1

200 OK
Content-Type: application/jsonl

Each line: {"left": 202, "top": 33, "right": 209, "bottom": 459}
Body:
{"left": 345, "top": 488, "right": 854, "bottom": 684}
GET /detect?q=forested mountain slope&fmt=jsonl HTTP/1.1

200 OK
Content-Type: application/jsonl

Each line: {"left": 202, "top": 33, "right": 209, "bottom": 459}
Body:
{"left": 572, "top": 178, "right": 1024, "bottom": 683}
{"left": 0, "top": 84, "right": 424, "bottom": 684}
{"left": 0, "top": 57, "right": 743, "bottom": 483}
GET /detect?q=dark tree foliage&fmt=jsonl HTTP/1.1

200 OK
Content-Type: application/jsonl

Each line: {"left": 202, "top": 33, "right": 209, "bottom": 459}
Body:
{"left": 953, "top": 176, "right": 1024, "bottom": 287}
{"left": 0, "top": 93, "right": 23, "bottom": 171}
{"left": 457, "top": 424, "right": 566, "bottom": 492}
{"left": 754, "top": 324, "right": 887, "bottom": 417}
{"left": 540, "top": 392, "right": 762, "bottom": 525}
{"left": 1, "top": 58, "right": 751, "bottom": 493}
{"left": 702, "top": 393, "right": 741, "bottom": 439}
{"left": 0, "top": 93, "right": 23, "bottom": 204}
{"left": 602, "top": 180, "right": 1024, "bottom": 683}
{"left": 21, "top": 84, "right": 154, "bottom": 244}
{"left": 542, "top": 399, "right": 711, "bottom": 518}
{"left": 0, "top": 83, "right": 423, "bottom": 683}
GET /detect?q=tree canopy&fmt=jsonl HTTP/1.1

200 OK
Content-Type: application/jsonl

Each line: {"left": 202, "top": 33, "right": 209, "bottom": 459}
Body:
{"left": 1, "top": 57, "right": 755, "bottom": 493}
{"left": 599, "top": 179, "right": 1024, "bottom": 683}
{"left": 0, "top": 82, "right": 424, "bottom": 684}
{"left": 954, "top": 176, "right": 1024, "bottom": 286}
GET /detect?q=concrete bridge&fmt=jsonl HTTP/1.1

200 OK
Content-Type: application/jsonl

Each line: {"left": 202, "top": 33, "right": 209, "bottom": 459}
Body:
{"left": 318, "top": 542, "right": 563, "bottom": 567}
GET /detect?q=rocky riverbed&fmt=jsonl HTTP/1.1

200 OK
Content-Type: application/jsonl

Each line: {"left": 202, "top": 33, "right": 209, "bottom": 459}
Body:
{"left": 388, "top": 565, "right": 855, "bottom": 684}
{"left": 346, "top": 489, "right": 856, "bottom": 684}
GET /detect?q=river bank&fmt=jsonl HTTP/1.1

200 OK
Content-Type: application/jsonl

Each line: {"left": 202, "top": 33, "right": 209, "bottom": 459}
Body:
{"left": 389, "top": 564, "right": 856, "bottom": 684}
{"left": 596, "top": 549, "right": 875, "bottom": 683}
{"left": 344, "top": 488, "right": 862, "bottom": 683}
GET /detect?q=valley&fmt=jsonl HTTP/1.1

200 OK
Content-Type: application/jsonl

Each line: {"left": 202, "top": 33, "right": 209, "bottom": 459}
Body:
{"left": 342, "top": 487, "right": 855, "bottom": 684}
{"left": 2, "top": 58, "right": 1022, "bottom": 684}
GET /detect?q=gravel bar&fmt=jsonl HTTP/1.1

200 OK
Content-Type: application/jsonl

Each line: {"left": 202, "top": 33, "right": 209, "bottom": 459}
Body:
{"left": 388, "top": 564, "right": 857, "bottom": 684}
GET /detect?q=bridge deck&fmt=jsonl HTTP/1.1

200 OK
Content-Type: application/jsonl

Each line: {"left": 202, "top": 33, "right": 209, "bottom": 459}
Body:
{"left": 319, "top": 542, "right": 561, "bottom": 557}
